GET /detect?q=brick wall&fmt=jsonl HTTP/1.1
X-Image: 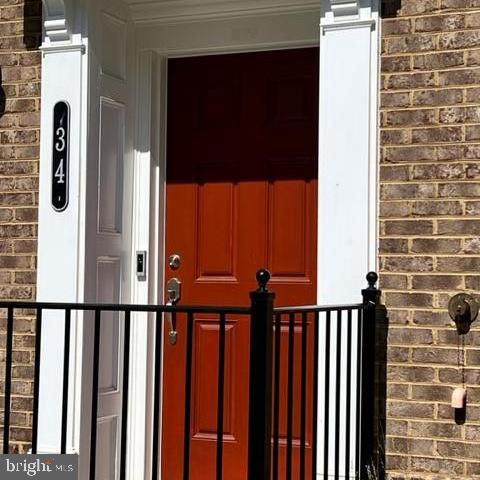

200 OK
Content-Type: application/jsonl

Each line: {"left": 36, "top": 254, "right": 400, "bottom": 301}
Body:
{"left": 381, "top": 0, "right": 480, "bottom": 478}
{"left": 0, "top": 0, "right": 41, "bottom": 453}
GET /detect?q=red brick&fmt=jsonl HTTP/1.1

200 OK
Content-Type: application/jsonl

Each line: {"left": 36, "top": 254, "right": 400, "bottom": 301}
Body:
{"left": 411, "top": 238, "right": 462, "bottom": 253}
{"left": 387, "top": 35, "right": 438, "bottom": 54}
{"left": 413, "top": 88, "right": 463, "bottom": 106}
{"left": 384, "top": 146, "right": 437, "bottom": 163}
{"left": 385, "top": 72, "right": 436, "bottom": 90}
{"left": 412, "top": 164, "right": 465, "bottom": 180}
{"left": 400, "top": 0, "right": 440, "bottom": 15}
{"left": 411, "top": 274, "right": 463, "bottom": 289}
{"left": 411, "top": 126, "right": 463, "bottom": 143}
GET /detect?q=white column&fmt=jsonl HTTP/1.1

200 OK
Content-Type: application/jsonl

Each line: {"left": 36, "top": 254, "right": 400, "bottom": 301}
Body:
{"left": 36, "top": 0, "right": 87, "bottom": 455}
{"left": 316, "top": 2, "right": 379, "bottom": 479}
{"left": 318, "top": 0, "right": 379, "bottom": 305}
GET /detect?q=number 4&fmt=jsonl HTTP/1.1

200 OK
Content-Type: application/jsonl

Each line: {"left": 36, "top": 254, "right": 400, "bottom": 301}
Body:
{"left": 55, "top": 159, "right": 65, "bottom": 184}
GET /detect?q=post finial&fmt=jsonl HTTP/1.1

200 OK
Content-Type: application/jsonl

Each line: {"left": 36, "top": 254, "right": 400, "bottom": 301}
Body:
{"left": 256, "top": 269, "right": 271, "bottom": 292}
{"left": 366, "top": 271, "right": 378, "bottom": 290}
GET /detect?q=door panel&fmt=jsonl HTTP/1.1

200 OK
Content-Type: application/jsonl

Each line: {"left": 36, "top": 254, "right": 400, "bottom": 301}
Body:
{"left": 197, "top": 179, "right": 237, "bottom": 279}
{"left": 162, "top": 48, "right": 319, "bottom": 479}
{"left": 193, "top": 320, "right": 236, "bottom": 439}
{"left": 90, "top": 97, "right": 126, "bottom": 480}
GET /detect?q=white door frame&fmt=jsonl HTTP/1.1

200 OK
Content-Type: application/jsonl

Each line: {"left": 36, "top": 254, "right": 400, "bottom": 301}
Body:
{"left": 129, "top": 1, "right": 379, "bottom": 478}
{"left": 132, "top": 33, "right": 323, "bottom": 480}
{"left": 37, "top": 0, "right": 379, "bottom": 478}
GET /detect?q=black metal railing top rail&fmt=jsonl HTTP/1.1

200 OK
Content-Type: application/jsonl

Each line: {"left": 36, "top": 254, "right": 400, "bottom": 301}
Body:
{"left": 0, "top": 302, "right": 251, "bottom": 313}
{"left": 0, "top": 270, "right": 386, "bottom": 480}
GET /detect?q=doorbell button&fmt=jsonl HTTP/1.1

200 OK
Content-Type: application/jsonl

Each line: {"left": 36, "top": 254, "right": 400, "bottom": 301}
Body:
{"left": 136, "top": 251, "right": 147, "bottom": 281}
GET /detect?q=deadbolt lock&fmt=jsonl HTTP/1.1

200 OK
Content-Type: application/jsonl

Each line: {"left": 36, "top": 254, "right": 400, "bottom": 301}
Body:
{"left": 166, "top": 277, "right": 181, "bottom": 304}
{"left": 169, "top": 254, "right": 181, "bottom": 270}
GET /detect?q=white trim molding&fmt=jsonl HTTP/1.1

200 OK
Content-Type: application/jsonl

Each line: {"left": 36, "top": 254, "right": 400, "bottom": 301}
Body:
{"left": 42, "top": 0, "right": 71, "bottom": 44}
{"left": 330, "top": 0, "right": 359, "bottom": 18}
{"left": 321, "top": 0, "right": 376, "bottom": 25}
{"left": 126, "top": 0, "right": 320, "bottom": 24}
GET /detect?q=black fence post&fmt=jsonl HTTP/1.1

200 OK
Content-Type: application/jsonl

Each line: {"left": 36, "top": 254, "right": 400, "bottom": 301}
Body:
{"left": 360, "top": 272, "right": 388, "bottom": 479}
{"left": 248, "top": 269, "right": 275, "bottom": 480}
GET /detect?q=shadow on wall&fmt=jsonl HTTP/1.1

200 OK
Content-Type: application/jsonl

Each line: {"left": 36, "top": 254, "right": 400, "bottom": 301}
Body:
{"left": 0, "top": 70, "right": 4, "bottom": 119}
{"left": 0, "top": 0, "right": 42, "bottom": 119}
{"left": 381, "top": 0, "right": 401, "bottom": 18}
{"left": 24, "top": 0, "right": 43, "bottom": 50}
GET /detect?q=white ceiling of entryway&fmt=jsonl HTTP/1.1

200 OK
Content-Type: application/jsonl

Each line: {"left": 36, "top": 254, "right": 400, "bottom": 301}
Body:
{"left": 124, "top": 0, "right": 320, "bottom": 24}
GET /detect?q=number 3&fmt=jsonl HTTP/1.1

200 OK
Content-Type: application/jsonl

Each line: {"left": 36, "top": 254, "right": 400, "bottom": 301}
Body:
{"left": 56, "top": 127, "right": 66, "bottom": 152}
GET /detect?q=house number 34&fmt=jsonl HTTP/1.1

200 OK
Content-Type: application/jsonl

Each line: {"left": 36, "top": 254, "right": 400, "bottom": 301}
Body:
{"left": 52, "top": 101, "right": 70, "bottom": 212}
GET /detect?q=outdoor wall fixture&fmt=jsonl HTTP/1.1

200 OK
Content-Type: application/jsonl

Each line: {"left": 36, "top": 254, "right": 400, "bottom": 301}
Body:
{"left": 448, "top": 293, "right": 479, "bottom": 415}
{"left": 448, "top": 293, "right": 479, "bottom": 334}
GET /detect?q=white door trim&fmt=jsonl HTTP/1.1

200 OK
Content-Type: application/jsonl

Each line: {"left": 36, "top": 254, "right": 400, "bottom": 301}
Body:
{"left": 130, "top": 7, "right": 322, "bottom": 478}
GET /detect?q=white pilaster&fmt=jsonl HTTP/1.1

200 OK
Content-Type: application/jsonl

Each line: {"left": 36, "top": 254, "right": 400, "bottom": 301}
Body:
{"left": 37, "top": 0, "right": 87, "bottom": 457}
{"left": 318, "top": 0, "right": 379, "bottom": 305}
{"left": 316, "top": 1, "right": 379, "bottom": 478}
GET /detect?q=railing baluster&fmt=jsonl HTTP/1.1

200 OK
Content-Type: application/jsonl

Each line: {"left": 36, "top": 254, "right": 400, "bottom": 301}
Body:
{"left": 345, "top": 309, "right": 353, "bottom": 480}
{"left": 286, "top": 312, "right": 295, "bottom": 480}
{"left": 32, "top": 308, "right": 42, "bottom": 454}
{"left": 300, "top": 312, "right": 307, "bottom": 480}
{"left": 216, "top": 313, "right": 226, "bottom": 480}
{"left": 61, "top": 308, "right": 71, "bottom": 454}
{"left": 311, "top": 311, "right": 319, "bottom": 480}
{"left": 355, "top": 308, "right": 362, "bottom": 478}
{"left": 89, "top": 309, "right": 102, "bottom": 480}
{"left": 272, "top": 313, "right": 281, "bottom": 480}
{"left": 152, "top": 310, "right": 163, "bottom": 480}
{"left": 335, "top": 310, "right": 342, "bottom": 479}
{"left": 3, "top": 307, "right": 13, "bottom": 454}
{"left": 183, "top": 312, "right": 194, "bottom": 480}
{"left": 120, "top": 310, "right": 131, "bottom": 480}
{"left": 323, "top": 310, "right": 331, "bottom": 480}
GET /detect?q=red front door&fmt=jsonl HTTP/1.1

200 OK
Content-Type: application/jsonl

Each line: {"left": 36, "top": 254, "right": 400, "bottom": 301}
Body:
{"left": 162, "top": 48, "right": 319, "bottom": 479}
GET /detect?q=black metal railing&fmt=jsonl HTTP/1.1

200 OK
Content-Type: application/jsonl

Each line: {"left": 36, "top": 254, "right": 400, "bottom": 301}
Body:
{"left": 270, "top": 305, "right": 365, "bottom": 480}
{"left": 0, "top": 270, "right": 387, "bottom": 480}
